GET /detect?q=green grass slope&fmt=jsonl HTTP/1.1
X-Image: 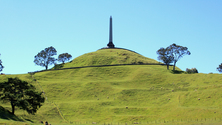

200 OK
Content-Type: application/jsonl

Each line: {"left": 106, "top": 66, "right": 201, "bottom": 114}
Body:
{"left": 60, "top": 48, "right": 160, "bottom": 69}
{"left": 34, "top": 66, "right": 222, "bottom": 123}
{"left": 0, "top": 49, "right": 222, "bottom": 125}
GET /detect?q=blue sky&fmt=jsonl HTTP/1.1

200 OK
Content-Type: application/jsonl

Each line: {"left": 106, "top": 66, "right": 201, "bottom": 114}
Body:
{"left": 0, "top": 0, "right": 222, "bottom": 74}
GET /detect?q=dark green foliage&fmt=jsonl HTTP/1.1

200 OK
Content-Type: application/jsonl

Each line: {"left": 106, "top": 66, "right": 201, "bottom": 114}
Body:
{"left": 0, "top": 77, "right": 45, "bottom": 115}
{"left": 186, "top": 68, "right": 198, "bottom": 74}
{"left": 157, "top": 47, "right": 174, "bottom": 70}
{"left": 34, "top": 46, "right": 57, "bottom": 70}
{"left": 0, "top": 54, "right": 3, "bottom": 72}
{"left": 53, "top": 64, "right": 64, "bottom": 69}
{"left": 217, "top": 63, "right": 222, "bottom": 73}
{"left": 167, "top": 43, "right": 191, "bottom": 70}
{"left": 58, "top": 53, "right": 72, "bottom": 64}
{"left": 157, "top": 43, "right": 191, "bottom": 70}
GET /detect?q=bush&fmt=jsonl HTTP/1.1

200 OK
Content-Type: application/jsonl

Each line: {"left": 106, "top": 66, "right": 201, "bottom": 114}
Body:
{"left": 54, "top": 64, "right": 64, "bottom": 69}
{"left": 186, "top": 68, "right": 198, "bottom": 74}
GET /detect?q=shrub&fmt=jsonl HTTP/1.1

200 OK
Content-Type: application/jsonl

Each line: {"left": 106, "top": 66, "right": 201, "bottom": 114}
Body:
{"left": 54, "top": 64, "right": 64, "bottom": 69}
{"left": 186, "top": 68, "right": 198, "bottom": 74}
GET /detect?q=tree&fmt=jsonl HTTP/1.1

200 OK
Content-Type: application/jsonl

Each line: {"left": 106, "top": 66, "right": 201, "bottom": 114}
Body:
{"left": 0, "top": 54, "right": 3, "bottom": 72}
{"left": 157, "top": 47, "right": 174, "bottom": 70}
{"left": 58, "top": 53, "right": 72, "bottom": 64}
{"left": 0, "top": 77, "right": 45, "bottom": 115}
{"left": 34, "top": 46, "right": 57, "bottom": 70}
{"left": 167, "top": 43, "right": 191, "bottom": 70}
{"left": 217, "top": 63, "right": 222, "bottom": 73}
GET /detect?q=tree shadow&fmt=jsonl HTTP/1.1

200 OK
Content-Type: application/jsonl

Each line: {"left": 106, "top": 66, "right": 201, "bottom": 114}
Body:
{"left": 24, "top": 118, "right": 34, "bottom": 123}
{"left": 170, "top": 70, "right": 185, "bottom": 74}
{"left": 0, "top": 106, "right": 23, "bottom": 121}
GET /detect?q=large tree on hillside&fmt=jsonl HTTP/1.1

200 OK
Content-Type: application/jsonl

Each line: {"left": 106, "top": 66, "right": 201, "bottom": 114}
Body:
{"left": 34, "top": 46, "right": 57, "bottom": 70}
{"left": 0, "top": 54, "right": 3, "bottom": 72}
{"left": 58, "top": 53, "right": 72, "bottom": 64}
{"left": 157, "top": 47, "right": 174, "bottom": 70}
{"left": 0, "top": 77, "right": 45, "bottom": 115}
{"left": 167, "top": 43, "right": 191, "bottom": 70}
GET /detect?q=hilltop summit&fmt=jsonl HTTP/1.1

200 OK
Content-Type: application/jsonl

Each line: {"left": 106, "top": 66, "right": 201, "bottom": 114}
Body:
{"left": 61, "top": 48, "right": 159, "bottom": 69}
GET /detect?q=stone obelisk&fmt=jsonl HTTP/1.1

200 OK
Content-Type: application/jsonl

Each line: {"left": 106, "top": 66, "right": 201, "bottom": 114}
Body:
{"left": 107, "top": 16, "right": 115, "bottom": 48}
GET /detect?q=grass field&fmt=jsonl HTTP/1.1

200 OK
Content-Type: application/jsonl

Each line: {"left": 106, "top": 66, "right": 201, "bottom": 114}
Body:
{"left": 0, "top": 49, "right": 222, "bottom": 125}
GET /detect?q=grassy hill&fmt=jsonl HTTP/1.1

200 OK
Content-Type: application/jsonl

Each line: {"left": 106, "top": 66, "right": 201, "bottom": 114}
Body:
{"left": 56, "top": 48, "right": 160, "bottom": 69}
{"left": 0, "top": 49, "right": 222, "bottom": 125}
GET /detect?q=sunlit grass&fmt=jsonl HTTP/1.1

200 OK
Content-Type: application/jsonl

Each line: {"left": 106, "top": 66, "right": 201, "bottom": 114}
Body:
{"left": 0, "top": 49, "right": 222, "bottom": 125}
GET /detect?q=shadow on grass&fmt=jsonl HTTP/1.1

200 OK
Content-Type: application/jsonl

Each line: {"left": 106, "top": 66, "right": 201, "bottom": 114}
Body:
{"left": 24, "top": 118, "right": 34, "bottom": 123}
{"left": 0, "top": 106, "right": 23, "bottom": 121}
{"left": 170, "top": 70, "right": 185, "bottom": 74}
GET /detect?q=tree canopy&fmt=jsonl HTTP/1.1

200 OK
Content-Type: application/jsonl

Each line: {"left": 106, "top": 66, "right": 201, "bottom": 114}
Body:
{"left": 58, "top": 53, "right": 72, "bottom": 64}
{"left": 0, "top": 77, "right": 45, "bottom": 115}
{"left": 157, "top": 47, "right": 174, "bottom": 70}
{"left": 34, "top": 46, "right": 57, "bottom": 70}
{"left": 157, "top": 43, "right": 191, "bottom": 70}
{"left": 167, "top": 43, "right": 191, "bottom": 70}
{"left": 0, "top": 54, "right": 3, "bottom": 72}
{"left": 217, "top": 63, "right": 222, "bottom": 73}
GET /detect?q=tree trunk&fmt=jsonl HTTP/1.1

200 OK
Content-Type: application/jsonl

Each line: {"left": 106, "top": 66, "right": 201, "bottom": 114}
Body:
{"left": 167, "top": 65, "right": 169, "bottom": 70}
{"left": 10, "top": 101, "right": 15, "bottom": 115}
{"left": 173, "top": 61, "right": 177, "bottom": 71}
{"left": 45, "top": 65, "right": 48, "bottom": 70}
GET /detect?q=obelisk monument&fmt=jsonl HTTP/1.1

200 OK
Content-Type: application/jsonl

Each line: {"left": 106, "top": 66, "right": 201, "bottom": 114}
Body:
{"left": 107, "top": 16, "right": 115, "bottom": 48}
